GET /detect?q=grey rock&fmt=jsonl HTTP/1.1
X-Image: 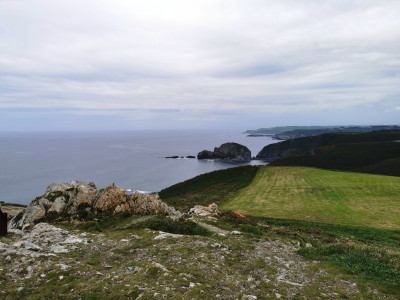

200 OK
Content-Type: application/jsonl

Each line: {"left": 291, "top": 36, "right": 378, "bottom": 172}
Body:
{"left": 189, "top": 203, "right": 219, "bottom": 217}
{"left": 10, "top": 181, "right": 181, "bottom": 229}
{"left": 24, "top": 242, "right": 42, "bottom": 252}
{"left": 242, "top": 296, "right": 257, "bottom": 300}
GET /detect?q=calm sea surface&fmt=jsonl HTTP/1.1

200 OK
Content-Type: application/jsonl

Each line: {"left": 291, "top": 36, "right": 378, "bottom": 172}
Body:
{"left": 0, "top": 130, "right": 276, "bottom": 204}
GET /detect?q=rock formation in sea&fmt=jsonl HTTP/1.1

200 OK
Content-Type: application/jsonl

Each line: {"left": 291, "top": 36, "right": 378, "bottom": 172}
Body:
{"left": 197, "top": 142, "right": 251, "bottom": 162}
{"left": 10, "top": 181, "right": 181, "bottom": 230}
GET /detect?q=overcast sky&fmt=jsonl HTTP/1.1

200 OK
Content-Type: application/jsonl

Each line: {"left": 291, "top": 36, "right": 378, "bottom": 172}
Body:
{"left": 0, "top": 0, "right": 399, "bottom": 131}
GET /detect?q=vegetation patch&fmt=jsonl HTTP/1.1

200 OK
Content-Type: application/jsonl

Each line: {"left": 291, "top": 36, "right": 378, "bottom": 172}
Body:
{"left": 300, "top": 243, "right": 400, "bottom": 295}
{"left": 219, "top": 210, "right": 258, "bottom": 226}
{"left": 257, "top": 217, "right": 400, "bottom": 247}
{"left": 159, "top": 165, "right": 259, "bottom": 212}
{"left": 263, "top": 130, "right": 400, "bottom": 176}
{"left": 130, "top": 216, "right": 211, "bottom": 236}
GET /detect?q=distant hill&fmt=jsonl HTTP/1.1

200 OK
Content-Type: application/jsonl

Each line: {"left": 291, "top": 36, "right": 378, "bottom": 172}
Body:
{"left": 256, "top": 131, "right": 400, "bottom": 176}
{"left": 246, "top": 125, "right": 400, "bottom": 140}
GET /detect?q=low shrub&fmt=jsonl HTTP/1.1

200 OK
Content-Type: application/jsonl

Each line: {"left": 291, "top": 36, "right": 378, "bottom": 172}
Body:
{"left": 300, "top": 243, "right": 400, "bottom": 294}
{"left": 132, "top": 216, "right": 211, "bottom": 236}
{"left": 239, "top": 224, "right": 264, "bottom": 236}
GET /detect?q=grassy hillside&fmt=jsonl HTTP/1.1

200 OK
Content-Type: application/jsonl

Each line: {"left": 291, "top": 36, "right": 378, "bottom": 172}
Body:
{"left": 159, "top": 165, "right": 400, "bottom": 296}
{"left": 272, "top": 141, "right": 400, "bottom": 176}
{"left": 159, "top": 166, "right": 258, "bottom": 212}
{"left": 257, "top": 131, "right": 400, "bottom": 176}
{"left": 221, "top": 166, "right": 400, "bottom": 230}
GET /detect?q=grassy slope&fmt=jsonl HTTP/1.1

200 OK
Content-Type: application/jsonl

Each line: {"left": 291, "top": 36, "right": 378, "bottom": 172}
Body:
{"left": 159, "top": 165, "right": 258, "bottom": 212}
{"left": 160, "top": 165, "right": 400, "bottom": 295}
{"left": 219, "top": 166, "right": 400, "bottom": 230}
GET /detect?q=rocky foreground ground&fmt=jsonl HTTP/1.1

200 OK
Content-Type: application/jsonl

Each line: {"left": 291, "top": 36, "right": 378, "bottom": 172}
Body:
{"left": 0, "top": 216, "right": 393, "bottom": 299}
{"left": 0, "top": 182, "right": 396, "bottom": 299}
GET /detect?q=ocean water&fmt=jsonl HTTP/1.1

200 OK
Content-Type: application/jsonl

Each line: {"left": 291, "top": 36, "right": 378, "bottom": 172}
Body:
{"left": 0, "top": 130, "right": 276, "bottom": 204}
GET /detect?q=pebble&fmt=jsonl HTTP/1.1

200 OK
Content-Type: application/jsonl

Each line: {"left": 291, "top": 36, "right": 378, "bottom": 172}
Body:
{"left": 242, "top": 295, "right": 257, "bottom": 300}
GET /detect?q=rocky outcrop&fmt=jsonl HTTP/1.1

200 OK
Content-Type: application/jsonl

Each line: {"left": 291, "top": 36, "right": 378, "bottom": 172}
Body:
{"left": 197, "top": 142, "right": 251, "bottom": 162}
{"left": 10, "top": 181, "right": 181, "bottom": 230}
{"left": 3, "top": 223, "right": 90, "bottom": 257}
{"left": 189, "top": 203, "right": 219, "bottom": 218}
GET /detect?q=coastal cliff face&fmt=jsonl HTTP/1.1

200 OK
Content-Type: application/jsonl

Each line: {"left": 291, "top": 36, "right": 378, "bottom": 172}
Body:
{"left": 255, "top": 137, "right": 317, "bottom": 160}
{"left": 10, "top": 181, "right": 180, "bottom": 230}
{"left": 197, "top": 142, "right": 251, "bottom": 162}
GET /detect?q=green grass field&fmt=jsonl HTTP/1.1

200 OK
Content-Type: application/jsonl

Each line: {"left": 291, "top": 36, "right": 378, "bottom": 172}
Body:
{"left": 220, "top": 166, "right": 400, "bottom": 230}
{"left": 160, "top": 165, "right": 400, "bottom": 295}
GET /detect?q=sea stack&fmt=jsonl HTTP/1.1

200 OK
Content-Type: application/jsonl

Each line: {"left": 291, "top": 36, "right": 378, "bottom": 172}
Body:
{"left": 197, "top": 142, "right": 251, "bottom": 162}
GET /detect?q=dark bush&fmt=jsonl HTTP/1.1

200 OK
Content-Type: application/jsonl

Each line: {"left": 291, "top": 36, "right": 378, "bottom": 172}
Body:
{"left": 132, "top": 216, "right": 211, "bottom": 236}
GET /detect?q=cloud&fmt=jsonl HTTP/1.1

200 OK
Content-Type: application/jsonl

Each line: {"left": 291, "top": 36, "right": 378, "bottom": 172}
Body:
{"left": 0, "top": 0, "right": 399, "bottom": 130}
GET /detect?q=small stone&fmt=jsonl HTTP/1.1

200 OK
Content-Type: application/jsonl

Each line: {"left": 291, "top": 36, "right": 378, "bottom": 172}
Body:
{"left": 57, "top": 263, "right": 70, "bottom": 270}
{"left": 16, "top": 287, "right": 23, "bottom": 292}
{"left": 231, "top": 230, "right": 242, "bottom": 235}
{"left": 59, "top": 275, "right": 64, "bottom": 280}
{"left": 242, "top": 295, "right": 257, "bottom": 300}
{"left": 25, "top": 266, "right": 34, "bottom": 279}
{"left": 40, "top": 274, "right": 46, "bottom": 278}
{"left": 120, "top": 239, "right": 129, "bottom": 242}
{"left": 275, "top": 293, "right": 281, "bottom": 299}
{"left": 305, "top": 243, "right": 312, "bottom": 248}
{"left": 189, "top": 282, "right": 195, "bottom": 288}
{"left": 5, "top": 255, "right": 11, "bottom": 262}
{"left": 25, "top": 242, "right": 42, "bottom": 252}
{"left": 104, "top": 265, "right": 112, "bottom": 270}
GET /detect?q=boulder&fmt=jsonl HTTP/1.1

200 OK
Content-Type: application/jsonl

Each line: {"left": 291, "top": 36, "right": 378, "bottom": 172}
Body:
{"left": 94, "top": 186, "right": 127, "bottom": 211}
{"left": 197, "top": 143, "right": 251, "bottom": 162}
{"left": 10, "top": 181, "right": 181, "bottom": 230}
{"left": 189, "top": 203, "right": 219, "bottom": 217}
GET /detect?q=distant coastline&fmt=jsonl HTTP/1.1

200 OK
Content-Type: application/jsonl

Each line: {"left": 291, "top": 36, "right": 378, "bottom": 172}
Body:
{"left": 245, "top": 125, "right": 400, "bottom": 140}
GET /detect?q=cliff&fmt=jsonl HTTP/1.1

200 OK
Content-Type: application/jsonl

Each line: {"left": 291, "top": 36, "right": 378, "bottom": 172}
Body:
{"left": 256, "top": 131, "right": 400, "bottom": 176}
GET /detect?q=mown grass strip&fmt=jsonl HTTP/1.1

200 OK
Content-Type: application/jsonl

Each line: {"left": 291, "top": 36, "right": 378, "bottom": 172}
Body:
{"left": 221, "top": 166, "right": 400, "bottom": 230}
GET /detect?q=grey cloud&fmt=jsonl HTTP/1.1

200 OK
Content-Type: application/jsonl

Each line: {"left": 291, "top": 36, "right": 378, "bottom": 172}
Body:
{"left": 0, "top": 0, "right": 399, "bottom": 130}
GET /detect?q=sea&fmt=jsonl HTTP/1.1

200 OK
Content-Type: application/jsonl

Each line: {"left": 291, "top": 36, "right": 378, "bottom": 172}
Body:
{"left": 0, "top": 130, "right": 276, "bottom": 205}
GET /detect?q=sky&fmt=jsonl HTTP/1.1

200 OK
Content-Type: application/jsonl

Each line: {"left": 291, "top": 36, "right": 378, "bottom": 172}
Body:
{"left": 0, "top": 0, "right": 399, "bottom": 131}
